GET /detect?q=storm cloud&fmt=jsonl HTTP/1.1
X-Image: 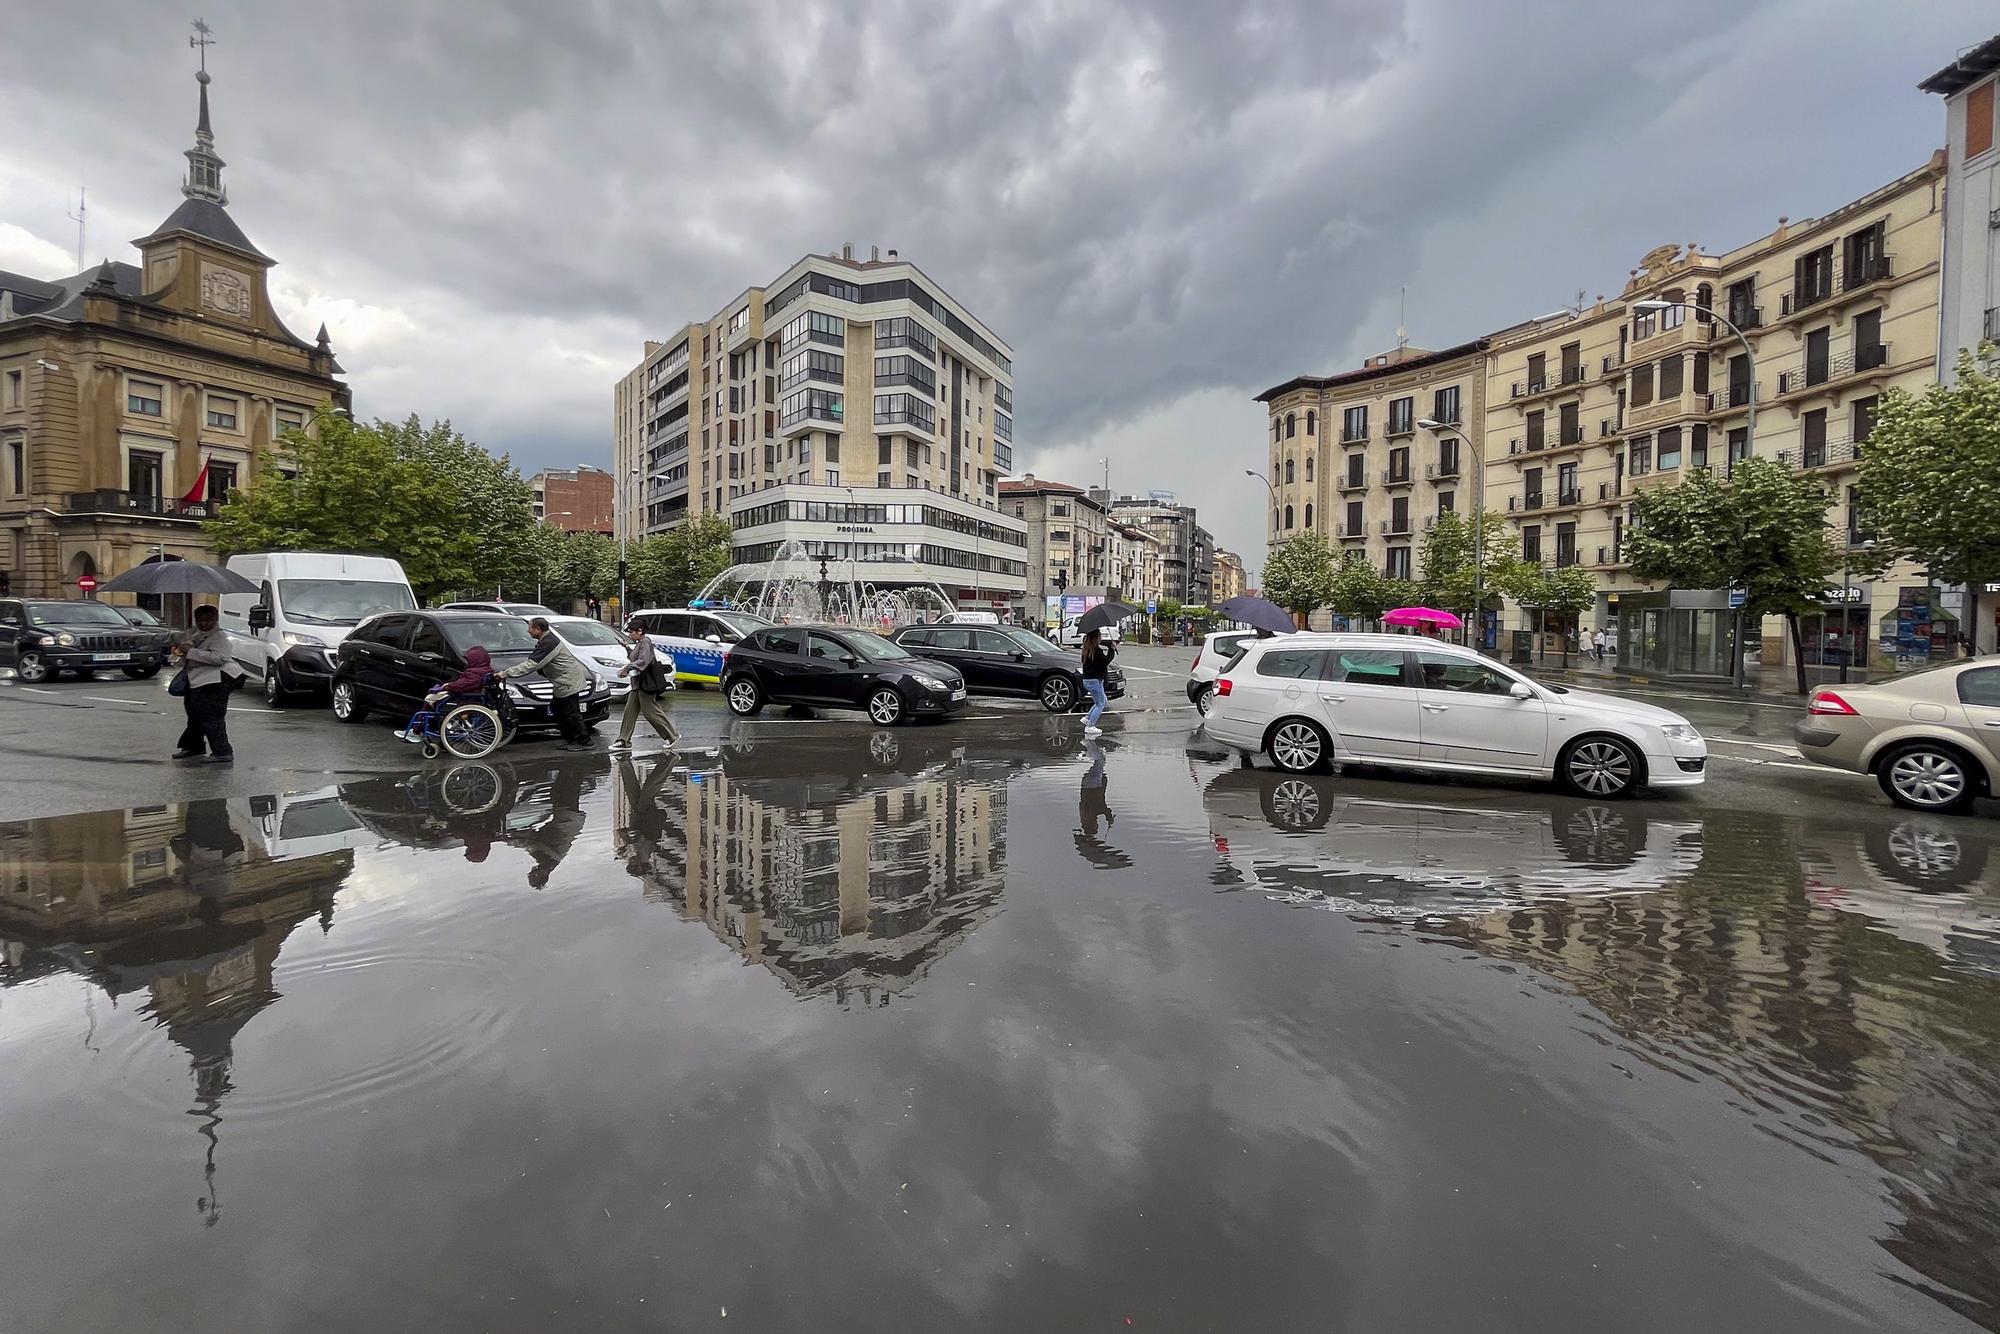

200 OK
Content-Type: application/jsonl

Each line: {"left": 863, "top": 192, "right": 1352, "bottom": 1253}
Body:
{"left": 1, "top": 0, "right": 1986, "bottom": 568}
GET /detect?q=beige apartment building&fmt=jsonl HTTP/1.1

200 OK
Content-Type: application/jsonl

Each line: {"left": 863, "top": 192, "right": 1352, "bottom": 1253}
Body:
{"left": 1212, "top": 550, "right": 1247, "bottom": 602}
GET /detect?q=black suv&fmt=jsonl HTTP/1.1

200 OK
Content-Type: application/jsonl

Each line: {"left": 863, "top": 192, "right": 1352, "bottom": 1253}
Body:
{"left": 0, "top": 598, "right": 174, "bottom": 683}
{"left": 891, "top": 623, "right": 1124, "bottom": 712}
{"left": 329, "top": 609, "right": 613, "bottom": 732}
{"left": 723, "top": 625, "right": 967, "bottom": 725}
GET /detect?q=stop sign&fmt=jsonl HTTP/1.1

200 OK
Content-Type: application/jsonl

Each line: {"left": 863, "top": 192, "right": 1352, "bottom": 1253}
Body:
{"left": 77, "top": 574, "right": 98, "bottom": 594}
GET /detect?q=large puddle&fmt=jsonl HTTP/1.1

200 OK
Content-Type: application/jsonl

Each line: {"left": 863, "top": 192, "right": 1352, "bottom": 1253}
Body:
{"left": 3, "top": 735, "right": 1998, "bottom": 1331}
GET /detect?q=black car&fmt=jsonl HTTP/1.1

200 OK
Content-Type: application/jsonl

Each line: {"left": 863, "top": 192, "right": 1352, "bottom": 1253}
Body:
{"left": 329, "top": 609, "right": 613, "bottom": 733}
{"left": 891, "top": 623, "right": 1124, "bottom": 712}
{"left": 0, "top": 598, "right": 174, "bottom": 683}
{"left": 723, "top": 625, "right": 967, "bottom": 726}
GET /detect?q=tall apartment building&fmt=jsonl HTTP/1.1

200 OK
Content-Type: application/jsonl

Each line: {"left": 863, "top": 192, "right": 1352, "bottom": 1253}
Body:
{"left": 530, "top": 465, "right": 614, "bottom": 534}
{"left": 1924, "top": 34, "right": 2000, "bottom": 651}
{"left": 1109, "top": 493, "right": 1212, "bottom": 604}
{"left": 613, "top": 246, "right": 1022, "bottom": 610}
{"left": 999, "top": 475, "right": 1113, "bottom": 611}
{"left": 1212, "top": 550, "right": 1248, "bottom": 602}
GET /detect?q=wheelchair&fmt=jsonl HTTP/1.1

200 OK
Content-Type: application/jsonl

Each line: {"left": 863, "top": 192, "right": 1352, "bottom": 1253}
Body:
{"left": 404, "top": 681, "right": 518, "bottom": 760}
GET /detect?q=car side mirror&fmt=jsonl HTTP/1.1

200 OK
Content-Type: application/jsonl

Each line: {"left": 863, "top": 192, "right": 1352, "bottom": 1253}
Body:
{"left": 248, "top": 605, "right": 273, "bottom": 630}
{"left": 1509, "top": 681, "right": 1535, "bottom": 700}
{"left": 705, "top": 634, "right": 723, "bottom": 644}
{"left": 841, "top": 654, "right": 860, "bottom": 666}
{"left": 1012, "top": 651, "right": 1028, "bottom": 661}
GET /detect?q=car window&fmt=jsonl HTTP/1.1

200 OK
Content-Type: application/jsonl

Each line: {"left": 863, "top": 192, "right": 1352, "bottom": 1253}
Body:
{"left": 716, "top": 612, "right": 769, "bottom": 637}
{"left": 972, "top": 630, "right": 1018, "bottom": 653}
{"left": 760, "top": 629, "right": 805, "bottom": 655}
{"left": 808, "top": 632, "right": 851, "bottom": 661}
{"left": 1215, "top": 633, "right": 1252, "bottom": 657}
{"left": 406, "top": 620, "right": 448, "bottom": 656}
{"left": 1960, "top": 666, "right": 2000, "bottom": 708}
{"left": 648, "top": 612, "right": 683, "bottom": 637}
{"left": 1254, "top": 648, "right": 1326, "bottom": 680}
{"left": 1325, "top": 649, "right": 1411, "bottom": 687}
{"left": 365, "top": 615, "right": 413, "bottom": 647}
{"left": 28, "top": 601, "right": 129, "bottom": 626}
{"left": 1415, "top": 650, "right": 1518, "bottom": 695}
{"left": 899, "top": 628, "right": 933, "bottom": 647}
{"left": 849, "top": 632, "right": 912, "bottom": 660}
{"left": 0, "top": 601, "right": 22, "bottom": 625}
{"left": 1005, "top": 628, "right": 1062, "bottom": 654}
{"left": 930, "top": 628, "right": 974, "bottom": 651}
{"left": 441, "top": 617, "right": 537, "bottom": 653}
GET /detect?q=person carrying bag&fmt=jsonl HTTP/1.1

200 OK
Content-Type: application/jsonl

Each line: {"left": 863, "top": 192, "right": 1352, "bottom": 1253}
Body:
{"left": 171, "top": 604, "right": 245, "bottom": 763}
{"left": 612, "top": 620, "right": 679, "bottom": 751}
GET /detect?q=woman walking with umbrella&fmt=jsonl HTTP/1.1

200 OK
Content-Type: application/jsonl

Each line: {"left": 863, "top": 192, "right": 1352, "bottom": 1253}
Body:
{"left": 1074, "top": 600, "right": 1137, "bottom": 736}
{"left": 95, "top": 560, "right": 261, "bottom": 765}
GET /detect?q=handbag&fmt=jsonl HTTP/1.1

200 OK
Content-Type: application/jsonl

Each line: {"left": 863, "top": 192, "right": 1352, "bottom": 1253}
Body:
{"left": 636, "top": 660, "right": 670, "bottom": 695}
{"left": 167, "top": 666, "right": 189, "bottom": 697}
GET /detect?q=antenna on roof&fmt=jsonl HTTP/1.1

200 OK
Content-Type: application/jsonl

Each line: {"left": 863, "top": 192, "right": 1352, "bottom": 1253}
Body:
{"left": 1396, "top": 286, "right": 1407, "bottom": 350}
{"left": 67, "top": 187, "right": 86, "bottom": 271}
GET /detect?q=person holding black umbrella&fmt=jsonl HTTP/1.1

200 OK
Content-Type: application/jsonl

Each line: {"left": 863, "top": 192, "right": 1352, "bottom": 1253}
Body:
{"left": 1080, "top": 628, "right": 1115, "bottom": 735}
{"left": 172, "top": 604, "right": 245, "bottom": 763}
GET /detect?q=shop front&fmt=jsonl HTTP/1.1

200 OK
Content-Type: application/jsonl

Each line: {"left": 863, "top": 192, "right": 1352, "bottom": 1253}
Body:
{"left": 1795, "top": 585, "right": 1871, "bottom": 683}
{"left": 1614, "top": 589, "right": 1737, "bottom": 681}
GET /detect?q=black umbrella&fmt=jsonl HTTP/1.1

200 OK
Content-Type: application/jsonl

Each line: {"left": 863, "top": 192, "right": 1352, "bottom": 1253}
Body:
{"left": 96, "top": 561, "right": 260, "bottom": 595}
{"left": 1075, "top": 600, "right": 1141, "bottom": 633}
{"left": 1214, "top": 595, "right": 1296, "bottom": 636}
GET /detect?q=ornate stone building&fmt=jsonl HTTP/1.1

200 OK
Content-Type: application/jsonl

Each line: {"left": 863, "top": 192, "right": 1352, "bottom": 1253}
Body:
{"left": 0, "top": 59, "right": 347, "bottom": 599}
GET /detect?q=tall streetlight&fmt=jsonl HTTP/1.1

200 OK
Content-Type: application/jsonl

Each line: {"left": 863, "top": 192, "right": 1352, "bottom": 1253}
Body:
{"left": 1418, "top": 417, "right": 1487, "bottom": 650}
{"left": 1630, "top": 296, "right": 1758, "bottom": 688}
{"left": 1244, "top": 468, "right": 1279, "bottom": 547}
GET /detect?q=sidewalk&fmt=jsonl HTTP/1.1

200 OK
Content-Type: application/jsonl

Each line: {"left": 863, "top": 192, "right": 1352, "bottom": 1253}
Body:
{"left": 1517, "top": 650, "right": 1810, "bottom": 701}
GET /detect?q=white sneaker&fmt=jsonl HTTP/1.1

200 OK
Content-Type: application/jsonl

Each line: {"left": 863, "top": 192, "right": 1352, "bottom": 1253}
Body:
{"left": 1083, "top": 725, "right": 1103, "bottom": 736}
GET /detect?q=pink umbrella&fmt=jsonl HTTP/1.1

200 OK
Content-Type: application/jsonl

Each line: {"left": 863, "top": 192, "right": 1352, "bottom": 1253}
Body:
{"left": 1383, "top": 606, "right": 1464, "bottom": 629}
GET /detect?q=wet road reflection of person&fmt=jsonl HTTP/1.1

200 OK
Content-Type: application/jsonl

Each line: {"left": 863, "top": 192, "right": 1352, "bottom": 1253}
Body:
{"left": 1074, "top": 740, "right": 1131, "bottom": 869}
{"left": 516, "top": 762, "right": 588, "bottom": 888}
{"left": 614, "top": 755, "right": 675, "bottom": 880}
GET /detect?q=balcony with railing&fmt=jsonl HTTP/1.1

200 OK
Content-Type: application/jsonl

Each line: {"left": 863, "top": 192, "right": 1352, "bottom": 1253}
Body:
{"left": 1379, "top": 515, "right": 1413, "bottom": 537}
{"left": 1334, "top": 522, "right": 1368, "bottom": 541}
{"left": 1340, "top": 426, "right": 1371, "bottom": 445}
{"left": 1508, "top": 362, "right": 1591, "bottom": 405}
{"left": 1591, "top": 544, "right": 1628, "bottom": 569}
{"left": 1426, "top": 458, "right": 1461, "bottom": 481}
{"left": 1779, "top": 255, "right": 1893, "bottom": 325}
{"left": 1337, "top": 474, "right": 1370, "bottom": 494}
{"left": 1705, "top": 380, "right": 1756, "bottom": 418}
{"left": 1384, "top": 415, "right": 1417, "bottom": 439}
{"left": 1628, "top": 317, "right": 1716, "bottom": 363}
{"left": 64, "top": 490, "right": 218, "bottom": 520}
{"left": 1381, "top": 465, "right": 1415, "bottom": 488}
{"left": 1786, "top": 436, "right": 1866, "bottom": 473}
{"left": 1597, "top": 478, "right": 1624, "bottom": 503}
{"left": 1773, "top": 344, "right": 1890, "bottom": 402}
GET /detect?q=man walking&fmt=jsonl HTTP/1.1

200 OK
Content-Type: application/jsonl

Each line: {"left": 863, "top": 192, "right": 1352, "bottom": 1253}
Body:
{"left": 612, "top": 618, "right": 678, "bottom": 751}
{"left": 499, "top": 616, "right": 594, "bottom": 751}
{"left": 172, "top": 604, "right": 243, "bottom": 763}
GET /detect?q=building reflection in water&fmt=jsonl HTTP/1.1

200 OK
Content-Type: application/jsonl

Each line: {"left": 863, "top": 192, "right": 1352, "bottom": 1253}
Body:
{"left": 615, "top": 740, "right": 1008, "bottom": 1008}
{"left": 1200, "top": 764, "right": 2000, "bottom": 1326}
{"left": 0, "top": 799, "right": 354, "bottom": 1226}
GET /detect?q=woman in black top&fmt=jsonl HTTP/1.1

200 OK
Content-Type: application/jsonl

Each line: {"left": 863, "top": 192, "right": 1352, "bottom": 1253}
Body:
{"left": 1080, "top": 629, "right": 1115, "bottom": 733}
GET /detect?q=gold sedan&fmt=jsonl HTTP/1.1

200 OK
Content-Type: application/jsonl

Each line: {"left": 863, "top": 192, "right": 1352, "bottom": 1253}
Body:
{"left": 1793, "top": 661, "right": 2000, "bottom": 812}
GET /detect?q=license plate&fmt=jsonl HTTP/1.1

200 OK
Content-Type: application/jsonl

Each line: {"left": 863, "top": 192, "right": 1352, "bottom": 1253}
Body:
{"left": 95, "top": 653, "right": 133, "bottom": 663}
{"left": 951, "top": 686, "right": 966, "bottom": 699}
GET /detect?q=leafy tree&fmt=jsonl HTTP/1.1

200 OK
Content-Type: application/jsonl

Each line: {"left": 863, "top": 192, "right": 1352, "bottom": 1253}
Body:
{"left": 1419, "top": 509, "right": 1524, "bottom": 618}
{"left": 374, "top": 415, "right": 538, "bottom": 591}
{"left": 205, "top": 407, "right": 483, "bottom": 599}
{"left": 1506, "top": 564, "right": 1599, "bottom": 666}
{"left": 1857, "top": 345, "right": 2000, "bottom": 595}
{"left": 1328, "top": 555, "right": 1396, "bottom": 626}
{"left": 627, "top": 514, "right": 737, "bottom": 608}
{"left": 1625, "top": 457, "right": 1852, "bottom": 693}
{"left": 1261, "top": 531, "right": 1334, "bottom": 622}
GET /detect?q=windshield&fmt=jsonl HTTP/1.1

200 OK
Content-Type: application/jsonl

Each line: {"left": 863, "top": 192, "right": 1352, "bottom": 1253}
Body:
{"left": 1004, "top": 627, "right": 1062, "bottom": 654}
{"left": 278, "top": 579, "right": 416, "bottom": 626}
{"left": 27, "top": 601, "right": 129, "bottom": 626}
{"left": 556, "top": 620, "right": 625, "bottom": 647}
{"left": 118, "top": 606, "right": 163, "bottom": 625}
{"left": 442, "top": 617, "right": 538, "bottom": 654}
{"left": 716, "top": 611, "right": 771, "bottom": 636}
{"left": 848, "top": 631, "right": 913, "bottom": 661}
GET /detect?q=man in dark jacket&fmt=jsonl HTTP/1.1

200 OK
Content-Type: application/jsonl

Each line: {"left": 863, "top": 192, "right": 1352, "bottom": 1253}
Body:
{"left": 499, "top": 618, "right": 594, "bottom": 751}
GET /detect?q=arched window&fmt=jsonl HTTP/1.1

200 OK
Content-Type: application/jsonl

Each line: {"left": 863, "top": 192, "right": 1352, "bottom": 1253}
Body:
{"left": 1306, "top": 410, "right": 1317, "bottom": 436}
{"left": 1304, "top": 456, "right": 1314, "bottom": 481}
{"left": 1304, "top": 503, "right": 1314, "bottom": 528}
{"left": 1272, "top": 419, "right": 1281, "bottom": 443}
{"left": 1285, "top": 412, "right": 1296, "bottom": 439}
{"left": 1284, "top": 504, "right": 1295, "bottom": 529}
{"left": 1285, "top": 459, "right": 1295, "bottom": 484}
{"left": 1695, "top": 283, "right": 1714, "bottom": 323}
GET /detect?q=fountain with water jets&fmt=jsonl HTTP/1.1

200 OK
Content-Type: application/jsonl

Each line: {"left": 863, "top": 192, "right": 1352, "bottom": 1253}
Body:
{"left": 693, "top": 539, "right": 957, "bottom": 628}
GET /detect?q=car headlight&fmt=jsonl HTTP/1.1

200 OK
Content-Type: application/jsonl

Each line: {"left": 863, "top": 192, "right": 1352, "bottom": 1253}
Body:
{"left": 1659, "top": 723, "right": 1702, "bottom": 743}
{"left": 54, "top": 632, "right": 76, "bottom": 646}
{"left": 281, "top": 631, "right": 326, "bottom": 649}
{"left": 907, "top": 672, "right": 946, "bottom": 689}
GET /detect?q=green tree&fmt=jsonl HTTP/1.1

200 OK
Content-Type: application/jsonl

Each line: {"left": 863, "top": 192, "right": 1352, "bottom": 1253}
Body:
{"left": 205, "top": 407, "right": 482, "bottom": 599}
{"left": 628, "top": 514, "right": 737, "bottom": 608}
{"left": 1506, "top": 564, "right": 1599, "bottom": 666}
{"left": 1328, "top": 555, "right": 1395, "bottom": 626}
{"left": 1260, "top": 530, "right": 1334, "bottom": 621}
{"left": 1419, "top": 509, "right": 1524, "bottom": 619}
{"left": 1625, "top": 457, "right": 1851, "bottom": 693}
{"left": 1857, "top": 345, "right": 2000, "bottom": 595}
{"left": 374, "top": 415, "right": 538, "bottom": 591}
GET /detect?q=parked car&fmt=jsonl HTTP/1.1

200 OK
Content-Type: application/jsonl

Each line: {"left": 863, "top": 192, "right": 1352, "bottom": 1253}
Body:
{"left": 1187, "top": 629, "right": 1261, "bottom": 714}
{"left": 723, "top": 624, "right": 967, "bottom": 726}
{"left": 220, "top": 552, "right": 418, "bottom": 705}
{"left": 624, "top": 606, "right": 773, "bottom": 686}
{"left": 330, "top": 609, "right": 612, "bottom": 733}
{"left": 1793, "top": 662, "right": 2000, "bottom": 812}
{"left": 1204, "top": 632, "right": 1706, "bottom": 796}
{"left": 0, "top": 598, "right": 174, "bottom": 682}
{"left": 937, "top": 610, "right": 1002, "bottom": 626}
{"left": 113, "top": 605, "right": 167, "bottom": 629}
{"left": 440, "top": 600, "right": 559, "bottom": 620}
{"left": 891, "top": 623, "right": 1123, "bottom": 712}
{"left": 544, "top": 615, "right": 631, "bottom": 700}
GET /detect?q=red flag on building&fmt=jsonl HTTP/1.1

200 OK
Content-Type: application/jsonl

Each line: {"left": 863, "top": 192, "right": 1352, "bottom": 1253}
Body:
{"left": 180, "top": 462, "right": 210, "bottom": 507}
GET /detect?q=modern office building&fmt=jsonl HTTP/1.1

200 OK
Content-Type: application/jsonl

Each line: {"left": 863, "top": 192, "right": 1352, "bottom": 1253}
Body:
{"left": 612, "top": 247, "right": 1021, "bottom": 607}
{"left": 1109, "top": 493, "right": 1212, "bottom": 604}
{"left": 530, "top": 466, "right": 614, "bottom": 534}
{"left": 0, "top": 58, "right": 347, "bottom": 600}
{"left": 1923, "top": 34, "right": 2000, "bottom": 651}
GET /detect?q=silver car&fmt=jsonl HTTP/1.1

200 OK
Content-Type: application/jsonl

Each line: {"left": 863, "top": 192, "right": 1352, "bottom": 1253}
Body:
{"left": 1793, "top": 661, "right": 2000, "bottom": 812}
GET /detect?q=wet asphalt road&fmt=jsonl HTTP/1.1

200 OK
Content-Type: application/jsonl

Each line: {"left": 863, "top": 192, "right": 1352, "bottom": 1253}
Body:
{"left": 3, "top": 647, "right": 1999, "bottom": 1331}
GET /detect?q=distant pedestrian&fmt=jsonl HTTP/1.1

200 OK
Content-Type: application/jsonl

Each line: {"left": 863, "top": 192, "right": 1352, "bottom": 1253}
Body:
{"left": 612, "top": 619, "right": 679, "bottom": 751}
{"left": 1592, "top": 629, "right": 1608, "bottom": 662}
{"left": 171, "top": 603, "right": 244, "bottom": 763}
{"left": 1080, "top": 628, "right": 1115, "bottom": 736}
{"left": 499, "top": 616, "right": 594, "bottom": 751}
{"left": 587, "top": 596, "right": 602, "bottom": 622}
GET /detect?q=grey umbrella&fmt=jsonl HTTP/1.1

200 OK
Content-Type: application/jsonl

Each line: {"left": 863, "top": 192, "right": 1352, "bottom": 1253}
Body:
{"left": 1215, "top": 595, "right": 1297, "bottom": 636}
{"left": 96, "top": 561, "right": 260, "bottom": 595}
{"left": 1075, "top": 600, "right": 1142, "bottom": 633}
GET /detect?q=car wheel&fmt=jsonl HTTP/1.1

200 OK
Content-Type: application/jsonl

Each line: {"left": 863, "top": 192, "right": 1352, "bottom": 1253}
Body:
{"left": 1878, "top": 743, "right": 1976, "bottom": 813}
{"left": 1266, "top": 718, "right": 1329, "bottom": 773}
{"left": 869, "top": 731, "right": 903, "bottom": 765}
{"left": 1560, "top": 736, "right": 1641, "bottom": 798}
{"left": 1261, "top": 776, "right": 1329, "bottom": 830}
{"left": 15, "top": 650, "right": 50, "bottom": 684}
{"left": 122, "top": 664, "right": 161, "bottom": 680}
{"left": 330, "top": 678, "right": 369, "bottom": 724}
{"left": 263, "top": 663, "right": 288, "bottom": 706}
{"left": 1864, "top": 816, "right": 1987, "bottom": 890}
{"left": 725, "top": 675, "right": 764, "bottom": 717}
{"left": 1194, "top": 683, "right": 1215, "bottom": 716}
{"left": 1039, "top": 674, "right": 1077, "bottom": 713}
{"left": 868, "top": 687, "right": 906, "bottom": 727}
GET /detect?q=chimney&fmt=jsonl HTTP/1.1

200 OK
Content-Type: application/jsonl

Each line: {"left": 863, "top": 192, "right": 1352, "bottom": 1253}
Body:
{"left": 870, "top": 244, "right": 880, "bottom": 262}
{"left": 887, "top": 248, "right": 898, "bottom": 262}
{"left": 842, "top": 242, "right": 854, "bottom": 261}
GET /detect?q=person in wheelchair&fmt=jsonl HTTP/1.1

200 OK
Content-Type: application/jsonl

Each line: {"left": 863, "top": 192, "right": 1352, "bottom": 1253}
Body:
{"left": 396, "top": 646, "right": 497, "bottom": 743}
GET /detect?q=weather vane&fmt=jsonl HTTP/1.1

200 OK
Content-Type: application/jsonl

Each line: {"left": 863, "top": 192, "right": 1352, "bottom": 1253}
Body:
{"left": 190, "top": 17, "right": 215, "bottom": 73}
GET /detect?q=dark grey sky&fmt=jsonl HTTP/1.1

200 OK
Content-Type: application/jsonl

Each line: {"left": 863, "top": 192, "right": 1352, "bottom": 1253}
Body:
{"left": 2, "top": 1, "right": 1989, "bottom": 570}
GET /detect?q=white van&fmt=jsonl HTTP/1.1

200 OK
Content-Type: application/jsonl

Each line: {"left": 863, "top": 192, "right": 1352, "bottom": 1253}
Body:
{"left": 220, "top": 553, "right": 417, "bottom": 705}
{"left": 939, "top": 610, "right": 1002, "bottom": 626}
{"left": 1056, "top": 616, "right": 1123, "bottom": 648}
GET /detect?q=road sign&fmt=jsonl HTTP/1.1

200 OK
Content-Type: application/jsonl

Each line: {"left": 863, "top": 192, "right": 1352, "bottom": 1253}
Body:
{"left": 77, "top": 574, "right": 97, "bottom": 594}
{"left": 1727, "top": 590, "right": 1746, "bottom": 609}
{"left": 1146, "top": 599, "right": 1157, "bottom": 614}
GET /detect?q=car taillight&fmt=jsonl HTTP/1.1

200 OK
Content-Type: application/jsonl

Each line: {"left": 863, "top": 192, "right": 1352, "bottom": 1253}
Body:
{"left": 1808, "top": 690, "right": 1859, "bottom": 716}
{"left": 1192, "top": 650, "right": 1202, "bottom": 670}
{"left": 1216, "top": 678, "right": 1232, "bottom": 697}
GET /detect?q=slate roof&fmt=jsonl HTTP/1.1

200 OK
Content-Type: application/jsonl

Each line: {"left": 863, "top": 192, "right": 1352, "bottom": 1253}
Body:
{"left": 0, "top": 261, "right": 144, "bottom": 324}
{"left": 133, "top": 196, "right": 270, "bottom": 263}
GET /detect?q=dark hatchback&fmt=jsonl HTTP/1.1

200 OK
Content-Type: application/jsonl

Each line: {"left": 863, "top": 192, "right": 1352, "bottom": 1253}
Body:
{"left": 723, "top": 624, "right": 967, "bottom": 726}
{"left": 890, "top": 623, "right": 1124, "bottom": 712}
{"left": 0, "top": 598, "right": 174, "bottom": 683}
{"left": 329, "top": 609, "right": 613, "bottom": 732}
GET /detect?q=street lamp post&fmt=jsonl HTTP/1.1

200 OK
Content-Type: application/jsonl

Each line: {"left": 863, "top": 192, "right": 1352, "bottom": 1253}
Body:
{"left": 1631, "top": 297, "right": 1759, "bottom": 689}
{"left": 1244, "top": 469, "right": 1279, "bottom": 547}
{"left": 1418, "top": 417, "right": 1487, "bottom": 650}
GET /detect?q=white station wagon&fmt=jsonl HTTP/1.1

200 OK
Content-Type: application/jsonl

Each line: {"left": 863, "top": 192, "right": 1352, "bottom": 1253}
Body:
{"left": 1204, "top": 633, "right": 1707, "bottom": 798}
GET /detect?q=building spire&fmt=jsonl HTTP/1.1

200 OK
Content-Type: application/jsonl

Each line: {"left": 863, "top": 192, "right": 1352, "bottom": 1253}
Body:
{"left": 182, "top": 19, "right": 227, "bottom": 205}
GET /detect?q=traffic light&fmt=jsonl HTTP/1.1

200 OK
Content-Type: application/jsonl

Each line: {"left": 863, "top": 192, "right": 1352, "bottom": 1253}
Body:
{"left": 1053, "top": 568, "right": 1069, "bottom": 594}
{"left": 617, "top": 559, "right": 629, "bottom": 583}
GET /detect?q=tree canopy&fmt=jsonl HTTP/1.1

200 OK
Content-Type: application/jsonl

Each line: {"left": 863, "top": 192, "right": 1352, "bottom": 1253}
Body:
{"left": 1856, "top": 346, "right": 2000, "bottom": 592}
{"left": 1261, "top": 531, "right": 1335, "bottom": 616}
{"left": 1419, "top": 508, "right": 1522, "bottom": 615}
{"left": 627, "top": 514, "right": 737, "bottom": 609}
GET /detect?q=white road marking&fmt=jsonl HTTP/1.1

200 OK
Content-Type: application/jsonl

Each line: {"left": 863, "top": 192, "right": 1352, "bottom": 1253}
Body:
{"left": 1705, "top": 737, "right": 1803, "bottom": 755}
{"left": 83, "top": 696, "right": 152, "bottom": 707}
{"left": 1116, "top": 665, "right": 1181, "bottom": 677}
{"left": 22, "top": 687, "right": 64, "bottom": 697}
